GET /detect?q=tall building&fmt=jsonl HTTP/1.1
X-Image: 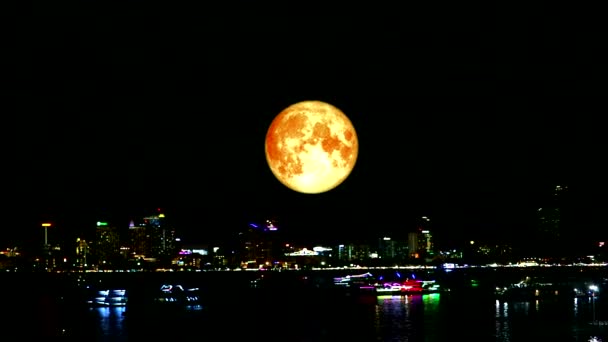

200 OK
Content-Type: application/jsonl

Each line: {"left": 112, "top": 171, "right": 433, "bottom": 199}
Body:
{"left": 128, "top": 220, "right": 149, "bottom": 257}
{"left": 335, "top": 243, "right": 371, "bottom": 263}
{"left": 144, "top": 211, "right": 177, "bottom": 259}
{"left": 236, "top": 218, "right": 282, "bottom": 268}
{"left": 39, "top": 223, "right": 56, "bottom": 270}
{"left": 408, "top": 216, "right": 434, "bottom": 260}
{"left": 128, "top": 210, "right": 177, "bottom": 261}
{"left": 75, "top": 237, "right": 89, "bottom": 268}
{"left": 536, "top": 184, "right": 568, "bottom": 257}
{"left": 94, "top": 221, "right": 120, "bottom": 266}
{"left": 377, "top": 237, "right": 408, "bottom": 263}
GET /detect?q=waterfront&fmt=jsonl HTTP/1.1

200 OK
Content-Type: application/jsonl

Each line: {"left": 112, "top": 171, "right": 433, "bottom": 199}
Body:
{"left": 2, "top": 268, "right": 608, "bottom": 340}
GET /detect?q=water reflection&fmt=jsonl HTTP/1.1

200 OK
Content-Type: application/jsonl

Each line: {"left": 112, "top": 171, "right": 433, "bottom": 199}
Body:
{"left": 21, "top": 289, "right": 608, "bottom": 341}
{"left": 374, "top": 294, "right": 437, "bottom": 341}
{"left": 491, "top": 295, "right": 608, "bottom": 341}
{"left": 92, "top": 306, "right": 126, "bottom": 340}
{"left": 496, "top": 300, "right": 511, "bottom": 341}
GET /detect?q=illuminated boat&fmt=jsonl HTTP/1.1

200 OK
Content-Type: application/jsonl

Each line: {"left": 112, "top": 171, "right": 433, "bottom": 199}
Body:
{"left": 495, "top": 280, "right": 601, "bottom": 302}
{"left": 333, "top": 272, "right": 442, "bottom": 295}
{"left": 154, "top": 284, "right": 202, "bottom": 307}
{"left": 124, "top": 283, "right": 203, "bottom": 316}
{"left": 333, "top": 272, "right": 377, "bottom": 293}
{"left": 375, "top": 279, "right": 441, "bottom": 295}
{"left": 85, "top": 288, "right": 128, "bottom": 306}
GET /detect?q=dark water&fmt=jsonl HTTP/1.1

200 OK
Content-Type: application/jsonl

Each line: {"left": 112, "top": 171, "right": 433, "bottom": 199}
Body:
{"left": 2, "top": 270, "right": 608, "bottom": 341}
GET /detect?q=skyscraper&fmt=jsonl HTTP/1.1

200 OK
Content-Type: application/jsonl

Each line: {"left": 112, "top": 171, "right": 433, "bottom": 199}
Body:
{"left": 75, "top": 237, "right": 89, "bottom": 268}
{"left": 143, "top": 210, "right": 176, "bottom": 259}
{"left": 94, "top": 221, "right": 120, "bottom": 267}
{"left": 536, "top": 184, "right": 568, "bottom": 258}
{"left": 408, "top": 216, "right": 434, "bottom": 260}
{"left": 128, "top": 219, "right": 148, "bottom": 257}
{"left": 235, "top": 218, "right": 281, "bottom": 268}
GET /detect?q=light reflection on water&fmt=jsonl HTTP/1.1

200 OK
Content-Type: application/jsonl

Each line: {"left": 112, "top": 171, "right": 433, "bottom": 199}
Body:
{"left": 29, "top": 291, "right": 608, "bottom": 340}
{"left": 373, "top": 294, "right": 441, "bottom": 341}
{"left": 366, "top": 292, "right": 608, "bottom": 341}
{"left": 374, "top": 294, "right": 418, "bottom": 341}
{"left": 496, "top": 299, "right": 511, "bottom": 341}
{"left": 92, "top": 306, "right": 127, "bottom": 341}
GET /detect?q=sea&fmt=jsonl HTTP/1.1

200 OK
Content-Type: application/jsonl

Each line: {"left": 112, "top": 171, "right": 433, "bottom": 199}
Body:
{"left": 1, "top": 267, "right": 608, "bottom": 341}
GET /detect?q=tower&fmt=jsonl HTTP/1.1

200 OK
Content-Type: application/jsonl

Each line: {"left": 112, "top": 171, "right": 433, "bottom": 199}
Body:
{"left": 536, "top": 184, "right": 568, "bottom": 258}
{"left": 41, "top": 223, "right": 53, "bottom": 270}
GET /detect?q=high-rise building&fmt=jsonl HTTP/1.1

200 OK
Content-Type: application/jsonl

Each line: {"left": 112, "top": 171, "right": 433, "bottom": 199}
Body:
{"left": 94, "top": 221, "right": 120, "bottom": 267}
{"left": 408, "top": 216, "right": 434, "bottom": 259}
{"left": 335, "top": 243, "right": 371, "bottom": 263}
{"left": 128, "top": 220, "right": 148, "bottom": 257}
{"left": 75, "top": 237, "right": 89, "bottom": 267}
{"left": 536, "top": 184, "right": 568, "bottom": 257}
{"left": 378, "top": 237, "right": 408, "bottom": 263}
{"left": 128, "top": 210, "right": 177, "bottom": 261}
{"left": 144, "top": 211, "right": 177, "bottom": 259}
{"left": 236, "top": 219, "right": 282, "bottom": 267}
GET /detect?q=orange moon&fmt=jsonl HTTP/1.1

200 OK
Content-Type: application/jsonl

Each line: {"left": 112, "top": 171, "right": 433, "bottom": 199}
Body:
{"left": 265, "top": 100, "right": 358, "bottom": 194}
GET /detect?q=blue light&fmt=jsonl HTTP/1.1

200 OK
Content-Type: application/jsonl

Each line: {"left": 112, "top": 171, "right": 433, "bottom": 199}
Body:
{"left": 379, "top": 276, "right": 384, "bottom": 281}
{"left": 249, "top": 223, "right": 258, "bottom": 228}
{"left": 396, "top": 272, "right": 401, "bottom": 278}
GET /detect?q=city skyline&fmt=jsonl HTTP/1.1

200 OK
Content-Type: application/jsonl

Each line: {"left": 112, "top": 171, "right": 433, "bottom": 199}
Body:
{"left": 8, "top": 5, "right": 607, "bottom": 248}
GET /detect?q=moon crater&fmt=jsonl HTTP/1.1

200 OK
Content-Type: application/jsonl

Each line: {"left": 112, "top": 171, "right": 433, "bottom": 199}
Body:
{"left": 265, "top": 100, "right": 358, "bottom": 194}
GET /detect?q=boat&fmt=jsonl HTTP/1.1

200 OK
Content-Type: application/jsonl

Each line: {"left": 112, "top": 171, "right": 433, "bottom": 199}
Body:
{"left": 494, "top": 276, "right": 601, "bottom": 302}
{"left": 124, "top": 283, "right": 203, "bottom": 315}
{"left": 154, "top": 284, "right": 202, "bottom": 307}
{"left": 333, "top": 272, "right": 442, "bottom": 295}
{"left": 375, "top": 279, "right": 442, "bottom": 295}
{"left": 333, "top": 272, "right": 377, "bottom": 294}
{"left": 83, "top": 287, "right": 128, "bottom": 307}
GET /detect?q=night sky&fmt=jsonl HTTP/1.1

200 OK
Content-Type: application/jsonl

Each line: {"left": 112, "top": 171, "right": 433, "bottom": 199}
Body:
{"left": 7, "top": 4, "right": 607, "bottom": 249}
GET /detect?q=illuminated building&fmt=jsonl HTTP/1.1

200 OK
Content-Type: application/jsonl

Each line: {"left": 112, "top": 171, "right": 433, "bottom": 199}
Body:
{"left": 127, "top": 210, "right": 178, "bottom": 264}
{"left": 536, "top": 184, "right": 567, "bottom": 257}
{"left": 334, "top": 243, "right": 371, "bottom": 263}
{"left": 236, "top": 219, "right": 282, "bottom": 268}
{"left": 377, "top": 237, "right": 409, "bottom": 263}
{"left": 145, "top": 211, "right": 177, "bottom": 259}
{"left": 284, "top": 246, "right": 333, "bottom": 269}
{"left": 94, "top": 221, "right": 120, "bottom": 267}
{"left": 0, "top": 247, "right": 19, "bottom": 258}
{"left": 128, "top": 220, "right": 148, "bottom": 257}
{"left": 408, "top": 217, "right": 434, "bottom": 260}
{"left": 37, "top": 223, "right": 64, "bottom": 271}
{"left": 174, "top": 245, "right": 209, "bottom": 269}
{"left": 41, "top": 223, "right": 52, "bottom": 269}
{"left": 75, "top": 237, "right": 89, "bottom": 268}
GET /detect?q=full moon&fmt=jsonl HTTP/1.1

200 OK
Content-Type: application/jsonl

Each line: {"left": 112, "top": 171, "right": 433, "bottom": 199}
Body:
{"left": 265, "top": 100, "right": 358, "bottom": 194}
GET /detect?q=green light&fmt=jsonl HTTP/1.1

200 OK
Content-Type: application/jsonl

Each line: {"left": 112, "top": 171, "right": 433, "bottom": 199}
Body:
{"left": 97, "top": 222, "right": 108, "bottom": 226}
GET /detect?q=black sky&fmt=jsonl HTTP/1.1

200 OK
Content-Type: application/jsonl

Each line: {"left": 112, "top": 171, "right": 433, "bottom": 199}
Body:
{"left": 6, "top": 4, "right": 608, "bottom": 248}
